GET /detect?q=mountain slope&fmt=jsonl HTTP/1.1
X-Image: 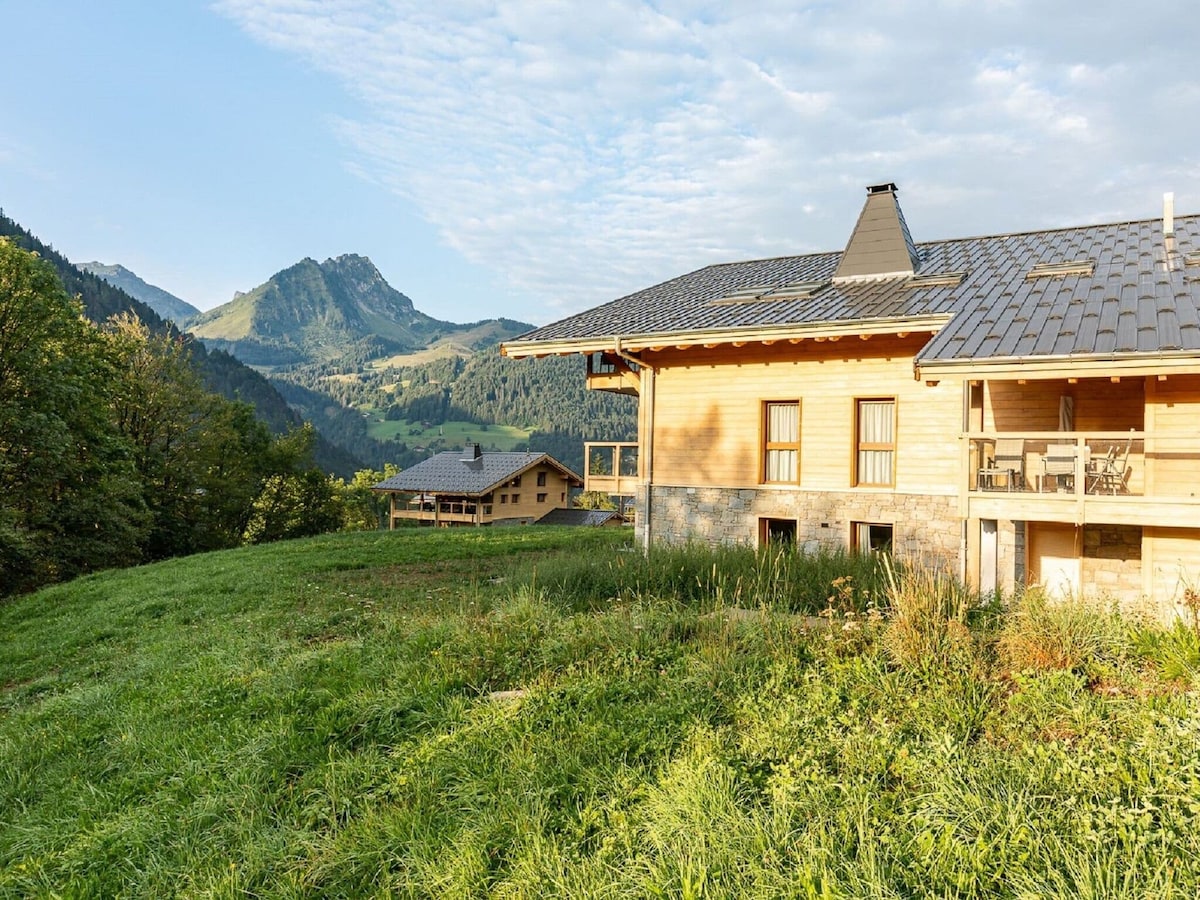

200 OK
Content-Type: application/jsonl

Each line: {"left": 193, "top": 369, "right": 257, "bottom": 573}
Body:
{"left": 77, "top": 261, "right": 200, "bottom": 324}
{"left": 0, "top": 213, "right": 363, "bottom": 477}
{"left": 189, "top": 254, "right": 531, "bottom": 367}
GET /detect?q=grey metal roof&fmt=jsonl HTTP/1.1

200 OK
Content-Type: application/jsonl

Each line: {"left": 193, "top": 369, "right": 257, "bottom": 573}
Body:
{"left": 536, "top": 508, "right": 626, "bottom": 526}
{"left": 507, "top": 212, "right": 1200, "bottom": 365}
{"left": 373, "top": 451, "right": 582, "bottom": 496}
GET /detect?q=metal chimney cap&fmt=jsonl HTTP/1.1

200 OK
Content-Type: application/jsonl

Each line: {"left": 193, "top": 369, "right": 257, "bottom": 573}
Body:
{"left": 866, "top": 182, "right": 899, "bottom": 194}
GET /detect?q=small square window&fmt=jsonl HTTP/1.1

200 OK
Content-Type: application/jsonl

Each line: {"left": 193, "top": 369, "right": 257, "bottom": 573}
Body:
{"left": 537, "top": 471, "right": 547, "bottom": 487}
{"left": 760, "top": 518, "right": 797, "bottom": 547}
{"left": 537, "top": 493, "right": 547, "bottom": 503}
{"left": 511, "top": 494, "right": 520, "bottom": 503}
{"left": 851, "top": 522, "right": 893, "bottom": 554}
{"left": 500, "top": 495, "right": 508, "bottom": 504}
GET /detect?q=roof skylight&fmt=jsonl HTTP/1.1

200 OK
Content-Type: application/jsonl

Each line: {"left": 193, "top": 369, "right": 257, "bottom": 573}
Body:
{"left": 1026, "top": 259, "right": 1095, "bottom": 279}
{"left": 708, "top": 281, "right": 829, "bottom": 306}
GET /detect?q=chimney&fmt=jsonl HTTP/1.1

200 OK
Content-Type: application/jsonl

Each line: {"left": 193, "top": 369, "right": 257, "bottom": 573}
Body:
{"left": 461, "top": 442, "right": 482, "bottom": 461}
{"left": 1164, "top": 192, "right": 1175, "bottom": 236}
{"left": 834, "top": 183, "right": 921, "bottom": 281}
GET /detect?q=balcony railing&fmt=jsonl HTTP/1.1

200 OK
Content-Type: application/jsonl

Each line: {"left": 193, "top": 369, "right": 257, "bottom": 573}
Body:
{"left": 390, "top": 497, "right": 492, "bottom": 524}
{"left": 967, "top": 431, "right": 1200, "bottom": 501}
{"left": 584, "top": 441, "right": 639, "bottom": 495}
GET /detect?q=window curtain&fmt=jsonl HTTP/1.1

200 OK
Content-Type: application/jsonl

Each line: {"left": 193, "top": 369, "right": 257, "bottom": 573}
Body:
{"left": 765, "top": 402, "right": 799, "bottom": 482}
{"left": 857, "top": 400, "right": 894, "bottom": 485}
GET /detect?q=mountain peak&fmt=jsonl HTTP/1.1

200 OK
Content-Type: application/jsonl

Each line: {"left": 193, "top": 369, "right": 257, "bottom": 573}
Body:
{"left": 76, "top": 261, "right": 200, "bottom": 325}
{"left": 188, "top": 253, "right": 513, "bottom": 367}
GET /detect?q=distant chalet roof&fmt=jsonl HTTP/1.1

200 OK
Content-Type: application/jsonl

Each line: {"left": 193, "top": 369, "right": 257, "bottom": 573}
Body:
{"left": 502, "top": 189, "right": 1200, "bottom": 373}
{"left": 536, "top": 508, "right": 626, "bottom": 527}
{"left": 373, "top": 450, "right": 582, "bottom": 496}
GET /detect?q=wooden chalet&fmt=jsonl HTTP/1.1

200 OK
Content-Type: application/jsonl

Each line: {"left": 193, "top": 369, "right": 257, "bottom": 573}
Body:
{"left": 502, "top": 184, "right": 1200, "bottom": 616}
{"left": 374, "top": 443, "right": 582, "bottom": 527}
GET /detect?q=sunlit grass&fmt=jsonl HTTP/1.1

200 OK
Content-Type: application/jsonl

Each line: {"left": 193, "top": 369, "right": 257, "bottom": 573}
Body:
{"left": 3, "top": 530, "right": 1200, "bottom": 896}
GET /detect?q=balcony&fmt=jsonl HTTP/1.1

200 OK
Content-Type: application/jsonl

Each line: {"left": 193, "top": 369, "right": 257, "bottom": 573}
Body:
{"left": 584, "top": 442, "right": 639, "bottom": 496}
{"left": 965, "top": 431, "right": 1200, "bottom": 525}
{"left": 389, "top": 495, "right": 492, "bottom": 526}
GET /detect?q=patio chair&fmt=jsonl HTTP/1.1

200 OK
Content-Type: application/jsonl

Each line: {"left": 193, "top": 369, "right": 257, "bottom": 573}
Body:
{"left": 1091, "top": 437, "right": 1133, "bottom": 494}
{"left": 1041, "top": 444, "right": 1077, "bottom": 492}
{"left": 978, "top": 438, "right": 1025, "bottom": 491}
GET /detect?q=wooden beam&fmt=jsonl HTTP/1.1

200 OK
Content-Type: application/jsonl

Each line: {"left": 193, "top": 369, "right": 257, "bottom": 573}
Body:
{"left": 788, "top": 337, "right": 805, "bottom": 344}
{"left": 761, "top": 339, "right": 776, "bottom": 346}
{"left": 1067, "top": 377, "right": 1078, "bottom": 384}
{"left": 859, "top": 334, "right": 872, "bottom": 341}
{"left": 1110, "top": 376, "right": 1121, "bottom": 383}
{"left": 703, "top": 342, "right": 720, "bottom": 349}
{"left": 731, "top": 341, "right": 746, "bottom": 348}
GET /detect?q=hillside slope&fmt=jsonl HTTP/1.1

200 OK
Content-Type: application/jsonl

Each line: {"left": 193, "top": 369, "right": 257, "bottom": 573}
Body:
{"left": 77, "top": 261, "right": 200, "bottom": 324}
{"left": 2, "top": 530, "right": 1198, "bottom": 896}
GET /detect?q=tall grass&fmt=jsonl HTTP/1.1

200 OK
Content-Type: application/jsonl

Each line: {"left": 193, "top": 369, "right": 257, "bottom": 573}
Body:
{"left": 523, "top": 542, "right": 888, "bottom": 614}
{"left": 4, "top": 528, "right": 1200, "bottom": 896}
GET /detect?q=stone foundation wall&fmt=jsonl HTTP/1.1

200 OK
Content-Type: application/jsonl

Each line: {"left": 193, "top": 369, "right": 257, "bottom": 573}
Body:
{"left": 638, "top": 484, "right": 961, "bottom": 564}
{"left": 1082, "top": 523, "right": 1143, "bottom": 599}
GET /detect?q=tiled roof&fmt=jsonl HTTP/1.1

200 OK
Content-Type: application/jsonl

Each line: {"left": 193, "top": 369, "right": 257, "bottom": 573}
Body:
{"left": 536, "top": 508, "right": 626, "bottom": 526}
{"left": 506, "top": 214, "right": 1200, "bottom": 365}
{"left": 373, "top": 451, "right": 581, "bottom": 495}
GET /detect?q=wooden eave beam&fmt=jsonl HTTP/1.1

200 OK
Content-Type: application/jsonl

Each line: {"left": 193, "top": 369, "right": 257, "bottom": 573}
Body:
{"left": 499, "top": 314, "right": 951, "bottom": 359}
{"left": 916, "top": 352, "right": 1200, "bottom": 382}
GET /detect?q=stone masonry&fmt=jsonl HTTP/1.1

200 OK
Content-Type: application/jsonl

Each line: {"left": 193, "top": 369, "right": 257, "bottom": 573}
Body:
{"left": 635, "top": 484, "right": 961, "bottom": 565}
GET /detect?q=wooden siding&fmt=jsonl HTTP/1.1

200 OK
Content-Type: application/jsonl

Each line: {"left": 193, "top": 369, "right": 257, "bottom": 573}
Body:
{"left": 1145, "top": 526, "right": 1200, "bottom": 610}
{"left": 985, "top": 377, "right": 1144, "bottom": 433}
{"left": 493, "top": 462, "right": 572, "bottom": 522}
{"left": 645, "top": 337, "right": 960, "bottom": 492}
{"left": 1146, "top": 375, "right": 1200, "bottom": 497}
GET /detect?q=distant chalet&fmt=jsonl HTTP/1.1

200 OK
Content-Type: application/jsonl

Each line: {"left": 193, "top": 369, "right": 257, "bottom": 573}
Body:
{"left": 374, "top": 443, "right": 582, "bottom": 527}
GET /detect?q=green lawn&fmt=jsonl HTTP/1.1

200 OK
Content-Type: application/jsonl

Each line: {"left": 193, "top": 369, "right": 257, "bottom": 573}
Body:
{"left": 3, "top": 530, "right": 1200, "bottom": 897}
{"left": 365, "top": 416, "right": 531, "bottom": 450}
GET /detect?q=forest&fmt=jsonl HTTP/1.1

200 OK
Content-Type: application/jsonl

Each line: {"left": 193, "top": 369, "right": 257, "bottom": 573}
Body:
{"left": 270, "top": 348, "right": 637, "bottom": 474}
{"left": 0, "top": 236, "right": 386, "bottom": 596}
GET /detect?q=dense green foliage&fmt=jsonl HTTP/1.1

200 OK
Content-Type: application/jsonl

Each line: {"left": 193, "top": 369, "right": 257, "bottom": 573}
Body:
{"left": 0, "top": 239, "right": 345, "bottom": 594}
{"left": 3, "top": 530, "right": 1200, "bottom": 897}
{"left": 0, "top": 240, "right": 147, "bottom": 591}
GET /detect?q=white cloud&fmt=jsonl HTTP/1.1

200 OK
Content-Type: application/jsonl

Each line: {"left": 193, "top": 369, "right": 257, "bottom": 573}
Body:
{"left": 214, "top": 0, "right": 1200, "bottom": 321}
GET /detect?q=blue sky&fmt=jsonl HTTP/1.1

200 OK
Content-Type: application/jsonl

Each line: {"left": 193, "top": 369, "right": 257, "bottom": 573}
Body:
{"left": 3, "top": 2, "right": 1200, "bottom": 326}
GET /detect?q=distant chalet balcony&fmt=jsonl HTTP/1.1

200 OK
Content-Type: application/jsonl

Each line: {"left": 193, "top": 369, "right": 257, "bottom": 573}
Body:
{"left": 585, "top": 442, "right": 639, "bottom": 496}
{"left": 966, "top": 431, "right": 1200, "bottom": 525}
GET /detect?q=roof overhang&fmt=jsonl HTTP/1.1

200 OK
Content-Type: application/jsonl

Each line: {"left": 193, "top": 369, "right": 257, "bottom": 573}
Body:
{"left": 916, "top": 349, "right": 1200, "bottom": 381}
{"left": 502, "top": 314, "right": 952, "bottom": 359}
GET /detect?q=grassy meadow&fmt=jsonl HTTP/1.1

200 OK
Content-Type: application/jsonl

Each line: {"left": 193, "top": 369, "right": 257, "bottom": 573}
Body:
{"left": 3, "top": 528, "right": 1200, "bottom": 897}
{"left": 365, "top": 417, "right": 531, "bottom": 451}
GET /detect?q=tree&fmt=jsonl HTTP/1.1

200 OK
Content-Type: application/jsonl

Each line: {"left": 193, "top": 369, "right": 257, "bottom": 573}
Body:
{"left": 0, "top": 240, "right": 147, "bottom": 592}
{"left": 336, "top": 464, "right": 399, "bottom": 531}
{"left": 102, "top": 313, "right": 277, "bottom": 558}
{"left": 242, "top": 470, "right": 344, "bottom": 544}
